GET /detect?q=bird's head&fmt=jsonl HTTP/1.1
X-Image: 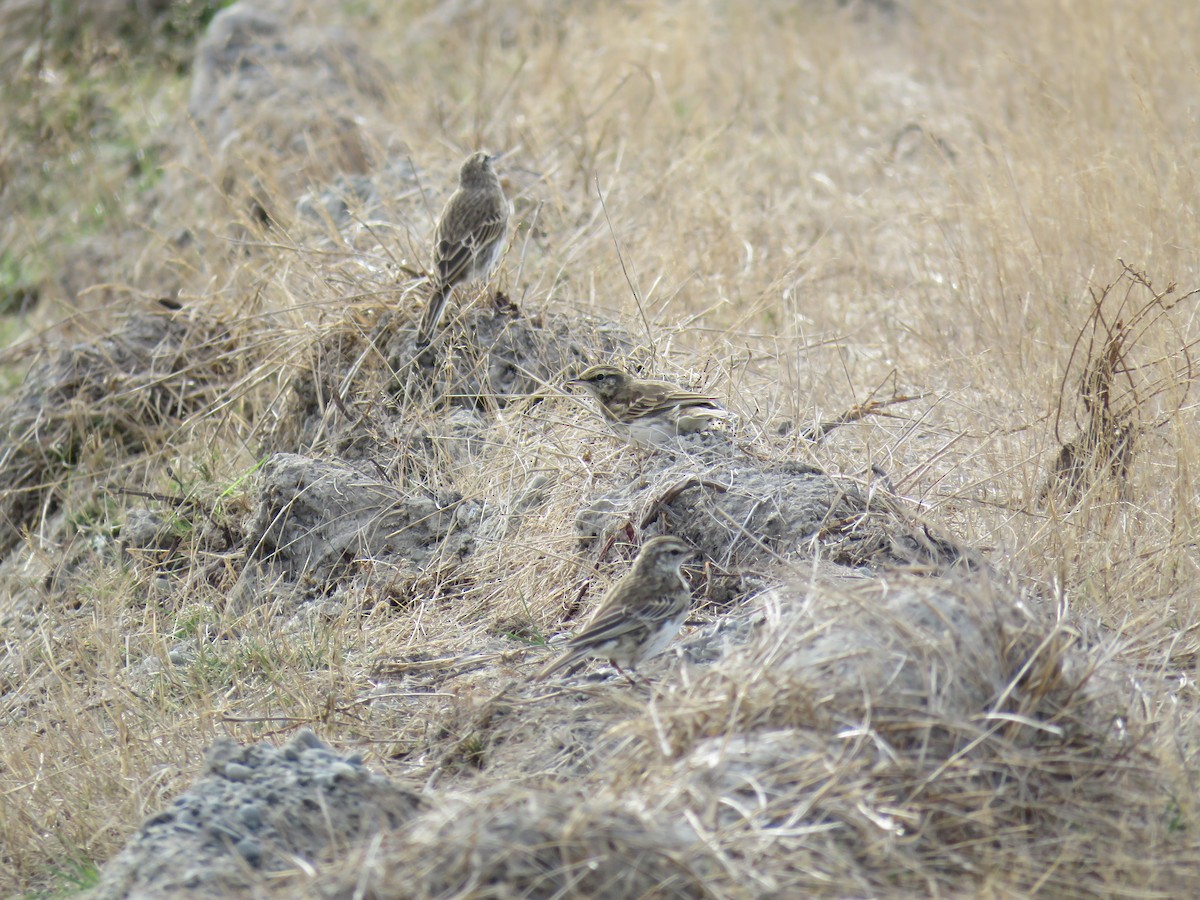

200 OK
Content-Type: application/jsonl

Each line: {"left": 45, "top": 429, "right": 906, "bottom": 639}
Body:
{"left": 568, "top": 364, "right": 630, "bottom": 402}
{"left": 459, "top": 150, "right": 502, "bottom": 187}
{"left": 637, "top": 535, "right": 694, "bottom": 577}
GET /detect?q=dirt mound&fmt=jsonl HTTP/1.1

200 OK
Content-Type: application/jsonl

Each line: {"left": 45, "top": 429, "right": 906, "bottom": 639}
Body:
{"left": 235, "top": 452, "right": 483, "bottom": 605}
{"left": 623, "top": 573, "right": 1164, "bottom": 895}
{"left": 274, "top": 302, "right": 635, "bottom": 487}
{"left": 577, "top": 451, "right": 973, "bottom": 604}
{"left": 0, "top": 312, "right": 235, "bottom": 555}
{"left": 187, "top": 2, "right": 386, "bottom": 188}
{"left": 0, "top": 0, "right": 210, "bottom": 71}
{"left": 303, "top": 787, "right": 719, "bottom": 898}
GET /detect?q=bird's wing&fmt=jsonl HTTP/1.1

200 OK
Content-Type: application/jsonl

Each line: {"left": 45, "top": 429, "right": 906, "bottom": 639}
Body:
{"left": 435, "top": 208, "right": 508, "bottom": 285}
{"left": 626, "top": 383, "right": 723, "bottom": 420}
{"left": 565, "top": 605, "right": 645, "bottom": 648}
{"left": 567, "top": 589, "right": 684, "bottom": 649}
{"left": 533, "top": 581, "right": 689, "bottom": 681}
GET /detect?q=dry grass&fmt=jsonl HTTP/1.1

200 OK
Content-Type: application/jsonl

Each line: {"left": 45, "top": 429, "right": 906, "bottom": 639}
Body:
{"left": 3, "top": 0, "right": 1200, "bottom": 895}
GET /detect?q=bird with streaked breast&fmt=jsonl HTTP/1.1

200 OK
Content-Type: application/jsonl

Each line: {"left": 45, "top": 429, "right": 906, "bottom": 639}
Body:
{"left": 533, "top": 535, "right": 695, "bottom": 684}
{"left": 416, "top": 150, "right": 510, "bottom": 348}
{"left": 568, "top": 363, "right": 729, "bottom": 448}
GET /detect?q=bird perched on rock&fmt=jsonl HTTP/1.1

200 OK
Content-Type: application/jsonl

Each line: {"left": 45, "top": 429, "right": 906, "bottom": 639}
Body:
{"left": 533, "top": 535, "right": 695, "bottom": 684}
{"left": 416, "top": 150, "right": 510, "bottom": 348}
{"left": 568, "top": 363, "right": 728, "bottom": 447}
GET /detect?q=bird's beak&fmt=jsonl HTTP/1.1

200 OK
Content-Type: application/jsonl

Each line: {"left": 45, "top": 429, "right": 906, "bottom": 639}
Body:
{"left": 488, "top": 148, "right": 514, "bottom": 164}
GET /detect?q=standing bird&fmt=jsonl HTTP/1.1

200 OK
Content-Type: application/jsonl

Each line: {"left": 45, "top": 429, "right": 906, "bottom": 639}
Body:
{"left": 416, "top": 150, "right": 510, "bottom": 348}
{"left": 533, "top": 535, "right": 695, "bottom": 684}
{"left": 568, "top": 364, "right": 728, "bottom": 448}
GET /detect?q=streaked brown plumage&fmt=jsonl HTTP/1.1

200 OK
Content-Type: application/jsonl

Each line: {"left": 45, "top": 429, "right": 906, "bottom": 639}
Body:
{"left": 569, "top": 364, "right": 728, "bottom": 447}
{"left": 533, "top": 536, "right": 694, "bottom": 683}
{"left": 416, "top": 151, "right": 510, "bottom": 347}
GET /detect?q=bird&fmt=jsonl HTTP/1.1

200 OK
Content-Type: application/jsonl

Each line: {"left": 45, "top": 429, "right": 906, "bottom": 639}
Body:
{"left": 533, "top": 535, "right": 695, "bottom": 684}
{"left": 415, "top": 150, "right": 510, "bottom": 348}
{"left": 568, "top": 363, "right": 728, "bottom": 447}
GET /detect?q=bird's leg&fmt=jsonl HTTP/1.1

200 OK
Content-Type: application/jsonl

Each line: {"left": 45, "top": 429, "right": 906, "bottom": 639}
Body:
{"left": 492, "top": 287, "right": 519, "bottom": 316}
{"left": 611, "top": 662, "right": 644, "bottom": 688}
{"left": 488, "top": 262, "right": 516, "bottom": 312}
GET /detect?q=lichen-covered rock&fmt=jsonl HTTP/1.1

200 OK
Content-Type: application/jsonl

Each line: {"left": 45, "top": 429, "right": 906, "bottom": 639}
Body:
{"left": 90, "top": 730, "right": 419, "bottom": 899}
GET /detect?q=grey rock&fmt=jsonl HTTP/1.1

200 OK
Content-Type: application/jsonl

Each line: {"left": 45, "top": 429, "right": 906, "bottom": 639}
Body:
{"left": 234, "top": 836, "right": 263, "bottom": 867}
{"left": 221, "top": 763, "right": 254, "bottom": 782}
{"left": 90, "top": 729, "right": 420, "bottom": 899}
{"left": 120, "top": 509, "right": 174, "bottom": 552}
{"left": 294, "top": 730, "right": 327, "bottom": 750}
{"left": 236, "top": 803, "right": 263, "bottom": 829}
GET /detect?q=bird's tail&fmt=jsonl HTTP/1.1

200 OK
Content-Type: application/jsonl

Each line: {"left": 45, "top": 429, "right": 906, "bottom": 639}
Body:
{"left": 416, "top": 282, "right": 451, "bottom": 347}
{"left": 530, "top": 648, "right": 582, "bottom": 683}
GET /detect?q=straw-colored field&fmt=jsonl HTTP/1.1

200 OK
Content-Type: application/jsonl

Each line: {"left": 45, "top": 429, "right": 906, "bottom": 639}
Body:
{"left": 2, "top": 1, "right": 1200, "bottom": 896}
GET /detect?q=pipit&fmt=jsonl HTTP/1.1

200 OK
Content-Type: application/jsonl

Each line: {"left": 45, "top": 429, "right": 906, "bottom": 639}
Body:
{"left": 533, "top": 535, "right": 695, "bottom": 684}
{"left": 416, "top": 150, "right": 510, "bottom": 348}
{"left": 568, "top": 364, "right": 728, "bottom": 447}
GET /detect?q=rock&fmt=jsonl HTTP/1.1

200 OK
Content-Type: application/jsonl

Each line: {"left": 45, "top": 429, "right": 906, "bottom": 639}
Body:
{"left": 221, "top": 763, "right": 254, "bottom": 782}
{"left": 90, "top": 730, "right": 419, "bottom": 899}
{"left": 120, "top": 509, "right": 175, "bottom": 552}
